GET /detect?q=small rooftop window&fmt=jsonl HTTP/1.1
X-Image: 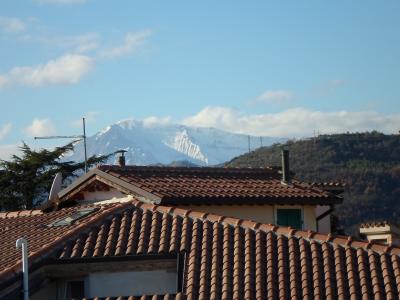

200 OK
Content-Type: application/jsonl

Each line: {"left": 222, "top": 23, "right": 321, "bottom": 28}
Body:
{"left": 48, "top": 207, "right": 98, "bottom": 227}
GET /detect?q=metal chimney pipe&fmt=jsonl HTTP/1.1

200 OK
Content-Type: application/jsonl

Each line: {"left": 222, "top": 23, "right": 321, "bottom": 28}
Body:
{"left": 118, "top": 154, "right": 126, "bottom": 167}
{"left": 281, "top": 149, "right": 290, "bottom": 184}
{"left": 115, "top": 150, "right": 127, "bottom": 167}
{"left": 16, "top": 238, "right": 29, "bottom": 300}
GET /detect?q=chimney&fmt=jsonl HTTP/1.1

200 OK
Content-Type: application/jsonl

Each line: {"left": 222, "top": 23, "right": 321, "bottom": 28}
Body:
{"left": 359, "top": 222, "right": 400, "bottom": 246}
{"left": 281, "top": 148, "right": 290, "bottom": 184}
{"left": 115, "top": 150, "right": 127, "bottom": 167}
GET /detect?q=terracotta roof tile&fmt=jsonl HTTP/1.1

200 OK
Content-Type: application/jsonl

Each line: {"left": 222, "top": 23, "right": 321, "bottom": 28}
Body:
{"left": 92, "top": 165, "right": 341, "bottom": 205}
{"left": 2, "top": 199, "right": 400, "bottom": 299}
{"left": 360, "top": 221, "right": 392, "bottom": 228}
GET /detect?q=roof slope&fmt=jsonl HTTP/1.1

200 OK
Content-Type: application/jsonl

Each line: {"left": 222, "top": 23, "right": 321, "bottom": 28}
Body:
{"left": 2, "top": 200, "right": 400, "bottom": 299}
{"left": 61, "top": 165, "right": 341, "bottom": 205}
{"left": 58, "top": 201, "right": 400, "bottom": 299}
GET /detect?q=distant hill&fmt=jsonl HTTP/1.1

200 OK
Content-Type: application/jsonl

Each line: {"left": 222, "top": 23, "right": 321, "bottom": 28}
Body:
{"left": 66, "top": 119, "right": 284, "bottom": 166}
{"left": 226, "top": 131, "right": 400, "bottom": 235}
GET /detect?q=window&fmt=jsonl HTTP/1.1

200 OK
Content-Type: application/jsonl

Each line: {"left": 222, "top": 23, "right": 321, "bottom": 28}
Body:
{"left": 276, "top": 209, "right": 302, "bottom": 229}
{"left": 48, "top": 207, "right": 98, "bottom": 227}
{"left": 66, "top": 280, "right": 85, "bottom": 298}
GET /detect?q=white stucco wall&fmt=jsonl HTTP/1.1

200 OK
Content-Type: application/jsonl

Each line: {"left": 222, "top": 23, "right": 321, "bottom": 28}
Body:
{"left": 82, "top": 188, "right": 125, "bottom": 202}
{"left": 86, "top": 270, "right": 177, "bottom": 297}
{"left": 180, "top": 204, "right": 317, "bottom": 231}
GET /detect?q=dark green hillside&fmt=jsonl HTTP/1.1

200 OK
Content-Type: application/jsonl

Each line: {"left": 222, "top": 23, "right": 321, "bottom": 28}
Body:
{"left": 226, "top": 131, "right": 400, "bottom": 235}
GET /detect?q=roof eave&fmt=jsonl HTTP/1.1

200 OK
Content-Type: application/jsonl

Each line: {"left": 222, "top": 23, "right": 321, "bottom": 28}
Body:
{"left": 57, "top": 168, "right": 162, "bottom": 205}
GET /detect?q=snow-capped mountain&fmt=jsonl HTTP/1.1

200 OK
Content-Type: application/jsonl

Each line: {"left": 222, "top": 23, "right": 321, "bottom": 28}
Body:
{"left": 65, "top": 119, "right": 285, "bottom": 166}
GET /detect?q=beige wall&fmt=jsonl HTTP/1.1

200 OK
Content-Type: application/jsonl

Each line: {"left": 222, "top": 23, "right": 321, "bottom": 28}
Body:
{"left": 180, "top": 204, "right": 317, "bottom": 231}
{"left": 80, "top": 186, "right": 322, "bottom": 232}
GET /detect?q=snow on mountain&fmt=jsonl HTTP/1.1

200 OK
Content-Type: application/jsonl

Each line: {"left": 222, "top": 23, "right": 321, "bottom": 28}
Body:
{"left": 66, "top": 119, "right": 285, "bottom": 166}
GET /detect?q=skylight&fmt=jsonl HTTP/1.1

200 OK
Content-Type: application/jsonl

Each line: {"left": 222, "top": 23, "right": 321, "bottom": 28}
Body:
{"left": 48, "top": 207, "right": 98, "bottom": 227}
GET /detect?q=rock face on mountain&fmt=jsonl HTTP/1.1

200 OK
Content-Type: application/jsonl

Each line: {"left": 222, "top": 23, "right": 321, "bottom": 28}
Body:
{"left": 66, "top": 119, "right": 284, "bottom": 166}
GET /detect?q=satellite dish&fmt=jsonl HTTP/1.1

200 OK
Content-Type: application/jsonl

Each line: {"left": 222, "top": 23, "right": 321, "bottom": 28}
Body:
{"left": 48, "top": 172, "right": 63, "bottom": 203}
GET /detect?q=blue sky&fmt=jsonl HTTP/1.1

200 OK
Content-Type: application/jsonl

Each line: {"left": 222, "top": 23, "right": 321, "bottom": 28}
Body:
{"left": 0, "top": 0, "right": 399, "bottom": 158}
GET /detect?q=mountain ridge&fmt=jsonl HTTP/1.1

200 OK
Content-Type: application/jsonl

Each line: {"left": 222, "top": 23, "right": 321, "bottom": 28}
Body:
{"left": 225, "top": 131, "right": 400, "bottom": 235}
{"left": 67, "top": 119, "right": 285, "bottom": 166}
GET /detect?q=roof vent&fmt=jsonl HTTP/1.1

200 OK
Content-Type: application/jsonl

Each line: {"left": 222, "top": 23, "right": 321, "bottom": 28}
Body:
{"left": 115, "top": 150, "right": 127, "bottom": 167}
{"left": 48, "top": 207, "right": 98, "bottom": 227}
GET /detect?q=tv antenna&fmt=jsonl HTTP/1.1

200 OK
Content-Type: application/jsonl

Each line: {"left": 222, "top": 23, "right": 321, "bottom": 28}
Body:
{"left": 34, "top": 118, "right": 88, "bottom": 173}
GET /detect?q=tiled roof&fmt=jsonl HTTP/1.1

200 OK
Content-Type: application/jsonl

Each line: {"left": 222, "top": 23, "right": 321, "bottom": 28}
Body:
{"left": 2, "top": 200, "right": 400, "bottom": 299}
{"left": 0, "top": 202, "right": 131, "bottom": 287}
{"left": 81, "top": 165, "right": 341, "bottom": 205}
{"left": 57, "top": 200, "right": 400, "bottom": 299}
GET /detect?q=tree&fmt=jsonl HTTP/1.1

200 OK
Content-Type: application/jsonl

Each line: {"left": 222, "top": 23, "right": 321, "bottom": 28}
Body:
{"left": 0, "top": 142, "right": 110, "bottom": 211}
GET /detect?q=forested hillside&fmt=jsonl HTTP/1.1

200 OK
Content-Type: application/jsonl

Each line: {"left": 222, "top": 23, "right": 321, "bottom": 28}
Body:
{"left": 226, "top": 132, "right": 400, "bottom": 235}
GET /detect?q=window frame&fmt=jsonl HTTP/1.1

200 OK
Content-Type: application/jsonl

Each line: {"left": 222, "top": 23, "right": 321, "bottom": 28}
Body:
{"left": 274, "top": 205, "right": 304, "bottom": 230}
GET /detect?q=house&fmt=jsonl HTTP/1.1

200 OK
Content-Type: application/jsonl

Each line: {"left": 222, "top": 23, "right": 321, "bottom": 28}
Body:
{"left": 2, "top": 198, "right": 400, "bottom": 299}
{"left": 2, "top": 153, "right": 399, "bottom": 299}
{"left": 52, "top": 154, "right": 342, "bottom": 234}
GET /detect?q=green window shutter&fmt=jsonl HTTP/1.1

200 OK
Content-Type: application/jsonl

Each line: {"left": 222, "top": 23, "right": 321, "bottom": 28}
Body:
{"left": 276, "top": 209, "right": 302, "bottom": 229}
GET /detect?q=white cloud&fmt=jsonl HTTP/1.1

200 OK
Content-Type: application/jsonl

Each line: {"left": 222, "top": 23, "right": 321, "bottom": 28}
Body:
{"left": 183, "top": 106, "right": 400, "bottom": 137}
{"left": 0, "top": 54, "right": 93, "bottom": 88}
{"left": 100, "top": 30, "right": 151, "bottom": 59}
{"left": 0, "top": 144, "right": 20, "bottom": 160}
{"left": 255, "top": 90, "right": 293, "bottom": 104}
{"left": 34, "top": 0, "right": 86, "bottom": 5}
{"left": 0, "top": 75, "right": 9, "bottom": 87}
{"left": 0, "top": 17, "right": 25, "bottom": 34}
{"left": 72, "top": 36, "right": 98, "bottom": 53}
{"left": 0, "top": 28, "right": 150, "bottom": 89}
{"left": 0, "top": 123, "right": 12, "bottom": 141}
{"left": 143, "top": 116, "right": 172, "bottom": 128}
{"left": 24, "top": 118, "right": 56, "bottom": 137}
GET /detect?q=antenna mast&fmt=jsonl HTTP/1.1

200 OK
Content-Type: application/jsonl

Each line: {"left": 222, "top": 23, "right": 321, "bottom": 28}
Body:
{"left": 34, "top": 117, "right": 88, "bottom": 173}
{"left": 83, "top": 118, "right": 88, "bottom": 173}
